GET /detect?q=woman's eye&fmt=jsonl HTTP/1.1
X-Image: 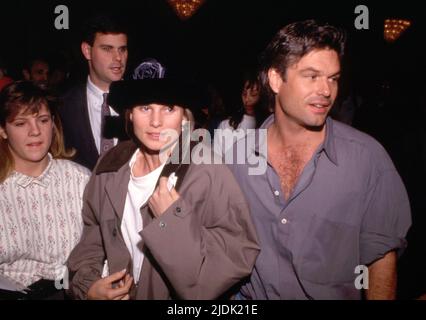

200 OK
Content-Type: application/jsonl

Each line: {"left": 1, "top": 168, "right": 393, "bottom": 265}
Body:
{"left": 14, "top": 122, "right": 25, "bottom": 127}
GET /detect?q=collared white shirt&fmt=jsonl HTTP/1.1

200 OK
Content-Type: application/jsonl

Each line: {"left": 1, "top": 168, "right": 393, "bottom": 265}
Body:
{"left": 121, "top": 149, "right": 166, "bottom": 283}
{"left": 86, "top": 76, "right": 119, "bottom": 154}
{"left": 0, "top": 155, "right": 90, "bottom": 288}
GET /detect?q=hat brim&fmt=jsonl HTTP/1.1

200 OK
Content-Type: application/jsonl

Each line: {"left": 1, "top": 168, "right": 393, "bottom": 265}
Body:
{"left": 108, "top": 79, "right": 206, "bottom": 114}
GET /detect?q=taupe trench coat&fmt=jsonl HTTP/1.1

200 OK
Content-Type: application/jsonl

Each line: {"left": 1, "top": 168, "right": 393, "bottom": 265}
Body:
{"left": 67, "top": 140, "right": 260, "bottom": 299}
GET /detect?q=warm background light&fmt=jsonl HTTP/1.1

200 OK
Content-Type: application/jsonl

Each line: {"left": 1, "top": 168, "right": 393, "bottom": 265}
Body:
{"left": 384, "top": 19, "right": 411, "bottom": 43}
{"left": 167, "top": 0, "right": 205, "bottom": 20}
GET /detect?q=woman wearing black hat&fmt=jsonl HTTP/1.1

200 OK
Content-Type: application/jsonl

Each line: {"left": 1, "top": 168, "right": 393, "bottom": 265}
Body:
{"left": 66, "top": 79, "right": 260, "bottom": 300}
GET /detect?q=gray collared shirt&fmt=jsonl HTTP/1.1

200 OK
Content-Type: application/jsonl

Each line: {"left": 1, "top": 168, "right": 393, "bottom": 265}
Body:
{"left": 228, "top": 115, "right": 411, "bottom": 299}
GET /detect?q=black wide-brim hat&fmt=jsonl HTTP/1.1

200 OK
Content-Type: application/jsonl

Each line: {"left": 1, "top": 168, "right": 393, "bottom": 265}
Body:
{"left": 108, "top": 79, "right": 207, "bottom": 114}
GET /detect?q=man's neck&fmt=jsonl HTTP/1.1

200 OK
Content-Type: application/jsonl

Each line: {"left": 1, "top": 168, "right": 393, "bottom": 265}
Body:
{"left": 88, "top": 73, "right": 110, "bottom": 93}
{"left": 268, "top": 113, "right": 326, "bottom": 151}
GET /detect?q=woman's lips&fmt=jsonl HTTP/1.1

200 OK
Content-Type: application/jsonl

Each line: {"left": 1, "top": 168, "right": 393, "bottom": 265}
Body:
{"left": 147, "top": 133, "right": 161, "bottom": 140}
{"left": 26, "top": 142, "right": 43, "bottom": 148}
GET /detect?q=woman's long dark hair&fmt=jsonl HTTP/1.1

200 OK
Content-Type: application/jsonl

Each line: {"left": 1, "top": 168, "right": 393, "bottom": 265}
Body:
{"left": 228, "top": 67, "right": 271, "bottom": 129}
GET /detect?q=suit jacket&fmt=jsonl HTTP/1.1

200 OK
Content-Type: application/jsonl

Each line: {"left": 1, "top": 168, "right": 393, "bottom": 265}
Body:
{"left": 59, "top": 82, "right": 99, "bottom": 170}
{"left": 66, "top": 140, "right": 260, "bottom": 299}
{"left": 59, "top": 82, "right": 127, "bottom": 171}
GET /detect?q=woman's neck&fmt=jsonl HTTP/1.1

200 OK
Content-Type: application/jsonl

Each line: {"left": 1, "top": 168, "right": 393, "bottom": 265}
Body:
{"left": 14, "top": 156, "right": 50, "bottom": 177}
{"left": 133, "top": 144, "right": 176, "bottom": 177}
{"left": 244, "top": 106, "right": 255, "bottom": 116}
{"left": 132, "top": 151, "right": 160, "bottom": 177}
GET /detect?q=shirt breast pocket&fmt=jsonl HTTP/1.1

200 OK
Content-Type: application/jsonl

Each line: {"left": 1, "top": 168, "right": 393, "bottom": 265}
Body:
{"left": 297, "top": 215, "right": 360, "bottom": 285}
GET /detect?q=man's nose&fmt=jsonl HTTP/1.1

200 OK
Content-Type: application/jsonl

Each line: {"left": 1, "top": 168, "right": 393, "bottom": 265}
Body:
{"left": 317, "top": 77, "right": 331, "bottom": 97}
{"left": 113, "top": 49, "right": 123, "bottom": 62}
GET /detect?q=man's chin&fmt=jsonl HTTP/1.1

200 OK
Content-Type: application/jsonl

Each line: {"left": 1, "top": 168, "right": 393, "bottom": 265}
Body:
{"left": 304, "top": 121, "right": 326, "bottom": 132}
{"left": 109, "top": 72, "right": 125, "bottom": 81}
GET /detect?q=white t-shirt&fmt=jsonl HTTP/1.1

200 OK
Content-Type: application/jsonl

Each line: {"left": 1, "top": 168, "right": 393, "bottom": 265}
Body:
{"left": 121, "top": 149, "right": 166, "bottom": 283}
{"left": 213, "top": 114, "right": 256, "bottom": 156}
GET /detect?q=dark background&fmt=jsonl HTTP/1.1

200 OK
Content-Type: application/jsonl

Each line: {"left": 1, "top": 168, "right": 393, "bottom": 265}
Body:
{"left": 1, "top": 0, "right": 425, "bottom": 299}
{"left": 1, "top": 0, "right": 424, "bottom": 90}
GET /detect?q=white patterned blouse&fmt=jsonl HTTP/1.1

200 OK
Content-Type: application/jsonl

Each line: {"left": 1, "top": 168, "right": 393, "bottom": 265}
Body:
{"left": 0, "top": 155, "right": 90, "bottom": 288}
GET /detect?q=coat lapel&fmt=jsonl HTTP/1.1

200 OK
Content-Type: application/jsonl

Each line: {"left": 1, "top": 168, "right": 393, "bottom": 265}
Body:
{"left": 81, "top": 82, "right": 101, "bottom": 158}
{"left": 104, "top": 160, "right": 131, "bottom": 222}
{"left": 103, "top": 157, "right": 133, "bottom": 276}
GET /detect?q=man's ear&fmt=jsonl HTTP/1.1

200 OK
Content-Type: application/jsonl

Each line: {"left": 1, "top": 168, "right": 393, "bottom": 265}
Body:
{"left": 268, "top": 68, "right": 284, "bottom": 94}
{"left": 22, "top": 69, "right": 30, "bottom": 81}
{"left": 81, "top": 42, "right": 92, "bottom": 61}
{"left": 0, "top": 126, "right": 8, "bottom": 139}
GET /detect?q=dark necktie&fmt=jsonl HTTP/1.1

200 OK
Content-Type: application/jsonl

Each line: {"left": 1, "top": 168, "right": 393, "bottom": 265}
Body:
{"left": 100, "top": 93, "right": 114, "bottom": 156}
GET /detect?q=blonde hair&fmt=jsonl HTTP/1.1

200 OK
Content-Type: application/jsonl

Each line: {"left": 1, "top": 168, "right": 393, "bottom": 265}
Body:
{"left": 0, "top": 81, "right": 75, "bottom": 183}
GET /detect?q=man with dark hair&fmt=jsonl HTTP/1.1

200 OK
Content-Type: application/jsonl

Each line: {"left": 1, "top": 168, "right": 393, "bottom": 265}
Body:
{"left": 59, "top": 14, "right": 128, "bottom": 170}
{"left": 22, "top": 56, "right": 50, "bottom": 90}
{"left": 229, "top": 20, "right": 411, "bottom": 299}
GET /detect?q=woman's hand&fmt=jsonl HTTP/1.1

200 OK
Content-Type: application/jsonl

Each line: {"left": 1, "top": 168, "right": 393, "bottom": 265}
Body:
{"left": 149, "top": 177, "right": 180, "bottom": 218}
{"left": 87, "top": 269, "right": 133, "bottom": 300}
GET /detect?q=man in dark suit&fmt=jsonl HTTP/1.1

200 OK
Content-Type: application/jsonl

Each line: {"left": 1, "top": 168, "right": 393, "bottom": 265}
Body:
{"left": 59, "top": 14, "right": 128, "bottom": 170}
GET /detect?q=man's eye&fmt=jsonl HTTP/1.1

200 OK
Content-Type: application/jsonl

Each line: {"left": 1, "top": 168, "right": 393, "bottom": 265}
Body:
{"left": 102, "top": 47, "right": 112, "bottom": 52}
{"left": 303, "top": 74, "right": 317, "bottom": 80}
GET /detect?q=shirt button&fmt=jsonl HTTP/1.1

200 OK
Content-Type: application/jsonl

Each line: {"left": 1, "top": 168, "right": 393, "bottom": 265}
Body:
{"left": 274, "top": 190, "right": 280, "bottom": 196}
{"left": 281, "top": 218, "right": 288, "bottom": 225}
{"left": 112, "top": 228, "right": 117, "bottom": 237}
{"left": 159, "top": 221, "right": 166, "bottom": 228}
{"left": 176, "top": 207, "right": 181, "bottom": 213}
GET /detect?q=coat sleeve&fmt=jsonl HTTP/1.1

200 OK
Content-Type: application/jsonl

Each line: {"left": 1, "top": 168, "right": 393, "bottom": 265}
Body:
{"left": 140, "top": 164, "right": 260, "bottom": 299}
{"left": 66, "top": 174, "right": 105, "bottom": 299}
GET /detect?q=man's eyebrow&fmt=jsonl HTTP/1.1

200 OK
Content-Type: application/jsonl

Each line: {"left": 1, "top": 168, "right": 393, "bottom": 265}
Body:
{"left": 329, "top": 71, "right": 341, "bottom": 78}
{"left": 300, "top": 67, "right": 321, "bottom": 73}
{"left": 299, "top": 67, "right": 341, "bottom": 77}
